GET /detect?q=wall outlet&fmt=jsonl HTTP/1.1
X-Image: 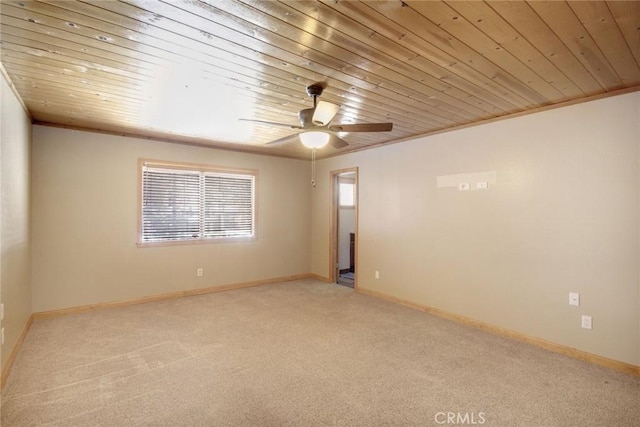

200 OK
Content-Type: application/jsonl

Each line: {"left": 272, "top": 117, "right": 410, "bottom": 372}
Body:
{"left": 581, "top": 315, "right": 592, "bottom": 330}
{"left": 458, "top": 182, "right": 470, "bottom": 191}
{"left": 375, "top": 270, "right": 380, "bottom": 279}
{"left": 196, "top": 268, "right": 203, "bottom": 277}
{"left": 569, "top": 292, "right": 580, "bottom": 306}
{"left": 0, "top": 303, "right": 4, "bottom": 321}
{"left": 476, "top": 181, "right": 488, "bottom": 189}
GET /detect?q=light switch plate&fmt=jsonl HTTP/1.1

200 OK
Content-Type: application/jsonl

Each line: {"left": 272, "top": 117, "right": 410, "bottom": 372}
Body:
{"left": 458, "top": 183, "right": 470, "bottom": 191}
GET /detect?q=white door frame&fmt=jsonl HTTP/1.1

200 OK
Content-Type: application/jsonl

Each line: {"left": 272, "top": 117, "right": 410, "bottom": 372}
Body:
{"left": 329, "top": 167, "right": 358, "bottom": 288}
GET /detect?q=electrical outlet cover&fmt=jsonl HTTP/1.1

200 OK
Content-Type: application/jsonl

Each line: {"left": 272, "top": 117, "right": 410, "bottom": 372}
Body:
{"left": 581, "top": 315, "right": 592, "bottom": 330}
{"left": 569, "top": 292, "right": 580, "bottom": 306}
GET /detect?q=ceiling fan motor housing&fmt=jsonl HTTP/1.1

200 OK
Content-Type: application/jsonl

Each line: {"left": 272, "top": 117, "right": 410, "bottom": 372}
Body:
{"left": 298, "top": 108, "right": 315, "bottom": 127}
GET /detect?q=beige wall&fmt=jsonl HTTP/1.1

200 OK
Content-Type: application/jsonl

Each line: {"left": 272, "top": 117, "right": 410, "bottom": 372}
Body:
{"left": 338, "top": 208, "right": 355, "bottom": 270}
{"left": 312, "top": 92, "right": 640, "bottom": 366}
{"left": 31, "top": 126, "right": 311, "bottom": 312}
{"left": 0, "top": 73, "right": 32, "bottom": 371}
{"left": 16, "top": 90, "right": 640, "bottom": 369}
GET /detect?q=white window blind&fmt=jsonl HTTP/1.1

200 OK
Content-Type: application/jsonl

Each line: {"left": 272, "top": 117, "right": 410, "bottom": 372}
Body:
{"left": 203, "top": 174, "right": 254, "bottom": 238}
{"left": 141, "top": 163, "right": 255, "bottom": 243}
{"left": 339, "top": 182, "right": 355, "bottom": 207}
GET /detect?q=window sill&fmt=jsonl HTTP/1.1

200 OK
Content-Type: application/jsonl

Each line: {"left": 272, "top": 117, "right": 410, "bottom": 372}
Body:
{"left": 136, "top": 235, "right": 257, "bottom": 248}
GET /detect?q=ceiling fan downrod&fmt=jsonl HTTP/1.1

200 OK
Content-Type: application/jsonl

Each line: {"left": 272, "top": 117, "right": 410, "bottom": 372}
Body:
{"left": 307, "top": 84, "right": 323, "bottom": 112}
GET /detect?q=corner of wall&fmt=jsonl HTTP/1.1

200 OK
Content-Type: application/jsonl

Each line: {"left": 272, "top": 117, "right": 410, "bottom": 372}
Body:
{"left": 0, "top": 68, "right": 34, "bottom": 378}
{"left": 1, "top": 63, "right": 32, "bottom": 121}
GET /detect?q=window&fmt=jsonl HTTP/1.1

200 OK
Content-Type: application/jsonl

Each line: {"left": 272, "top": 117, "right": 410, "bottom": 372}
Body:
{"left": 139, "top": 161, "right": 255, "bottom": 244}
{"left": 339, "top": 182, "right": 355, "bottom": 207}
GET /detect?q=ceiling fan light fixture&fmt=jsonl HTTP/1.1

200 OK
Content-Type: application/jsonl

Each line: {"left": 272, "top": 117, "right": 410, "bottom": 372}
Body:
{"left": 299, "top": 131, "right": 330, "bottom": 149}
{"left": 312, "top": 101, "right": 340, "bottom": 126}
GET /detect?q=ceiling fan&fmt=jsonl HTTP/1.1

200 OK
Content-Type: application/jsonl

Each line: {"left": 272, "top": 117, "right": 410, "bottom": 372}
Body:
{"left": 240, "top": 84, "right": 393, "bottom": 149}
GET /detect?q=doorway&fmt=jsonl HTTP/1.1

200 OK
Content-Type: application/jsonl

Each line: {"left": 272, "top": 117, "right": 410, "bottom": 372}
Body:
{"left": 330, "top": 168, "right": 358, "bottom": 289}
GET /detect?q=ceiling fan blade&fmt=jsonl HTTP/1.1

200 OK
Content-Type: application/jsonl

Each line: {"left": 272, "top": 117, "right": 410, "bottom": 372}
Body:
{"left": 239, "top": 118, "right": 303, "bottom": 129}
{"left": 328, "top": 122, "right": 393, "bottom": 133}
{"left": 329, "top": 134, "right": 349, "bottom": 149}
{"left": 312, "top": 100, "right": 340, "bottom": 126}
{"left": 265, "top": 133, "right": 301, "bottom": 147}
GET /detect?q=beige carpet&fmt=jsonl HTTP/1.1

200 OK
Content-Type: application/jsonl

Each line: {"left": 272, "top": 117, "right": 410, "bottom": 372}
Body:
{"left": 2, "top": 279, "right": 639, "bottom": 426}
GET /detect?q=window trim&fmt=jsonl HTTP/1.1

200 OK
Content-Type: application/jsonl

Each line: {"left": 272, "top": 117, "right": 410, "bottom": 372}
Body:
{"left": 137, "top": 159, "right": 258, "bottom": 247}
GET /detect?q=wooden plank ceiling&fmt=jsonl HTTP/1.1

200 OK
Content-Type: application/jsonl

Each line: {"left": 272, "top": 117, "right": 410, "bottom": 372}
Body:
{"left": 1, "top": 0, "right": 639, "bottom": 159}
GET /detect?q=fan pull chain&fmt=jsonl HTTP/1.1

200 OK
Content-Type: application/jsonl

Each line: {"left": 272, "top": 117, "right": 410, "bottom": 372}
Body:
{"left": 311, "top": 148, "right": 317, "bottom": 187}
